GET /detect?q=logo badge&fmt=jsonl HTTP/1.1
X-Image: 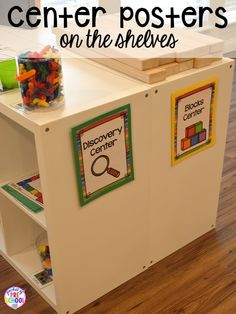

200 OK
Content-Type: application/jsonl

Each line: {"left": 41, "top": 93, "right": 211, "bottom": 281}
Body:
{"left": 4, "top": 286, "right": 26, "bottom": 310}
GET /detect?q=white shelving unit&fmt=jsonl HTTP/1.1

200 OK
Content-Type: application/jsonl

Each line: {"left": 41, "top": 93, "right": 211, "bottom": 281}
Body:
{"left": 0, "top": 172, "right": 56, "bottom": 308}
{"left": 0, "top": 58, "right": 149, "bottom": 314}
{"left": 0, "top": 57, "right": 234, "bottom": 314}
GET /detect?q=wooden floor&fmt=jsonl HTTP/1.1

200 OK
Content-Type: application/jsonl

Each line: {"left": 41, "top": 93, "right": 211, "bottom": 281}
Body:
{"left": 0, "top": 65, "right": 236, "bottom": 314}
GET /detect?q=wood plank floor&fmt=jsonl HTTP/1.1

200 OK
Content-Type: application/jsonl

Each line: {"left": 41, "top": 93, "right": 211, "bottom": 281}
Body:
{"left": 0, "top": 65, "right": 236, "bottom": 314}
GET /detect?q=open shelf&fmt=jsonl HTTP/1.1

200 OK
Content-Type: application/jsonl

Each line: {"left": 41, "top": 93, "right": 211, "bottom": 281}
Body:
{"left": 0, "top": 113, "right": 45, "bottom": 230}
{"left": 0, "top": 245, "right": 56, "bottom": 310}
{"left": 0, "top": 179, "right": 46, "bottom": 230}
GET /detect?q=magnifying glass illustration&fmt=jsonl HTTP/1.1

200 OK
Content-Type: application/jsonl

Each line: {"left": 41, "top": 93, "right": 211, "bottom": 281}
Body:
{"left": 91, "top": 155, "right": 120, "bottom": 178}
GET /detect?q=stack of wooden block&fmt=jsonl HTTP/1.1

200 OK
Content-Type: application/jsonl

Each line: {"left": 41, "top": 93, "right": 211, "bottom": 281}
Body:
{"left": 54, "top": 16, "right": 224, "bottom": 84}
{"left": 91, "top": 52, "right": 222, "bottom": 84}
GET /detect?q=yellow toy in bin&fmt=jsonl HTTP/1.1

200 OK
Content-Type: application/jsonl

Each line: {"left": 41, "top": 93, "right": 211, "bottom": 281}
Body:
{"left": 0, "top": 59, "right": 18, "bottom": 91}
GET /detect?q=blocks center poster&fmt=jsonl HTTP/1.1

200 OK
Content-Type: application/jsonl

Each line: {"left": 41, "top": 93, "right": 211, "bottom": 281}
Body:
{"left": 172, "top": 78, "right": 218, "bottom": 165}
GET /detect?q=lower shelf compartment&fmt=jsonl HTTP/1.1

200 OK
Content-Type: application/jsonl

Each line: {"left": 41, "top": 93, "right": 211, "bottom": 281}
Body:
{"left": 0, "top": 245, "right": 57, "bottom": 310}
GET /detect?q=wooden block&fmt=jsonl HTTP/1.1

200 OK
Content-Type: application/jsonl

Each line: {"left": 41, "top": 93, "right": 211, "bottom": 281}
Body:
{"left": 211, "top": 51, "right": 223, "bottom": 58}
{"left": 175, "top": 46, "right": 195, "bottom": 62}
{"left": 154, "top": 60, "right": 193, "bottom": 80}
{"left": 174, "top": 30, "right": 211, "bottom": 57}
{"left": 161, "top": 62, "right": 180, "bottom": 77}
{"left": 194, "top": 57, "right": 212, "bottom": 69}
{"left": 116, "top": 57, "right": 159, "bottom": 71}
{"left": 90, "top": 58, "right": 167, "bottom": 84}
{"left": 116, "top": 53, "right": 176, "bottom": 71}
{"left": 179, "top": 60, "right": 194, "bottom": 72}
{"left": 158, "top": 58, "right": 176, "bottom": 66}
{"left": 194, "top": 56, "right": 222, "bottom": 69}
{"left": 141, "top": 67, "right": 167, "bottom": 84}
{"left": 176, "top": 58, "right": 192, "bottom": 63}
{"left": 157, "top": 60, "right": 193, "bottom": 79}
{"left": 181, "top": 31, "right": 224, "bottom": 53}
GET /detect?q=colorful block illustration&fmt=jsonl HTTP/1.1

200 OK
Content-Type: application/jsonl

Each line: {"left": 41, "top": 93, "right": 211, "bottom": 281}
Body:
{"left": 199, "top": 129, "right": 207, "bottom": 143}
{"left": 17, "top": 174, "right": 43, "bottom": 205}
{"left": 181, "top": 121, "right": 207, "bottom": 151}
{"left": 24, "top": 184, "right": 33, "bottom": 192}
{"left": 37, "top": 196, "right": 43, "bottom": 204}
{"left": 186, "top": 124, "right": 196, "bottom": 138}
{"left": 191, "top": 134, "right": 199, "bottom": 146}
{"left": 195, "top": 121, "right": 203, "bottom": 134}
{"left": 181, "top": 138, "right": 191, "bottom": 151}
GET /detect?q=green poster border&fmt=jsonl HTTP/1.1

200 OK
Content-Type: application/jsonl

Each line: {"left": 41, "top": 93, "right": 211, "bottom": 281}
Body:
{"left": 72, "top": 104, "right": 134, "bottom": 206}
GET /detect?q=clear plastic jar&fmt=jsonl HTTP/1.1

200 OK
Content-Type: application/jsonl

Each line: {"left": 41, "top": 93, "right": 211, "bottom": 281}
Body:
{"left": 16, "top": 45, "right": 64, "bottom": 111}
{"left": 35, "top": 232, "right": 53, "bottom": 277}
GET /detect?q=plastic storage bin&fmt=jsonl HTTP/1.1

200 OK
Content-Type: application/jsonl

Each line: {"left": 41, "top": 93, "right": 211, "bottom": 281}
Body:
{"left": 17, "top": 46, "right": 64, "bottom": 110}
